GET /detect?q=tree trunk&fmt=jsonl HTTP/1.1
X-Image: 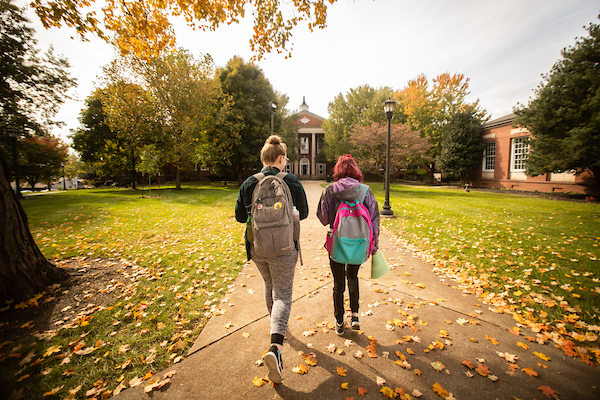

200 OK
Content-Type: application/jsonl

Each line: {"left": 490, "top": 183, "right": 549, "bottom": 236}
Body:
{"left": 175, "top": 167, "right": 181, "bottom": 190}
{"left": 131, "top": 151, "right": 136, "bottom": 190}
{"left": 0, "top": 153, "right": 67, "bottom": 304}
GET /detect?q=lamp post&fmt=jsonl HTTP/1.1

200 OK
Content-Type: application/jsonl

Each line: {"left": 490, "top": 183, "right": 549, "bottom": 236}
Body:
{"left": 61, "top": 162, "right": 66, "bottom": 190}
{"left": 7, "top": 127, "right": 23, "bottom": 199}
{"left": 269, "top": 101, "right": 277, "bottom": 135}
{"left": 381, "top": 98, "right": 396, "bottom": 217}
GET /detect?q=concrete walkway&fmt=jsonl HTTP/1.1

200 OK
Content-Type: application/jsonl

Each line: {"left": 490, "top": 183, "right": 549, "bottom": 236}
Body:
{"left": 115, "top": 180, "right": 599, "bottom": 400}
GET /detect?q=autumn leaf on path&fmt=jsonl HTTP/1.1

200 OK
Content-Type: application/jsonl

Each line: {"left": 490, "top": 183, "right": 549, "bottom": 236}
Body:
{"left": 533, "top": 351, "right": 551, "bottom": 362}
{"left": 539, "top": 385, "right": 560, "bottom": 398}
{"left": 337, "top": 366, "right": 347, "bottom": 376}
{"left": 327, "top": 343, "right": 337, "bottom": 353}
{"left": 380, "top": 387, "right": 396, "bottom": 398}
{"left": 431, "top": 361, "right": 445, "bottom": 372}
{"left": 517, "top": 342, "right": 529, "bottom": 349}
{"left": 522, "top": 367, "right": 538, "bottom": 377}
{"left": 299, "top": 352, "right": 318, "bottom": 366}
{"left": 252, "top": 376, "right": 268, "bottom": 387}
{"left": 412, "top": 389, "right": 423, "bottom": 397}
{"left": 376, "top": 376, "right": 386, "bottom": 386}
{"left": 476, "top": 363, "right": 490, "bottom": 377}
{"left": 292, "top": 364, "right": 308, "bottom": 374}
{"left": 462, "top": 360, "right": 474, "bottom": 369}
{"left": 432, "top": 382, "right": 449, "bottom": 398}
{"left": 357, "top": 387, "right": 368, "bottom": 396}
{"left": 341, "top": 382, "right": 349, "bottom": 390}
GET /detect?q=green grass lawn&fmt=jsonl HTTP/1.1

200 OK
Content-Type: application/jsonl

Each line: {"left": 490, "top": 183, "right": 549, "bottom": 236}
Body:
{"left": 375, "top": 184, "right": 600, "bottom": 363}
{"left": 1, "top": 182, "right": 599, "bottom": 399}
{"left": 1, "top": 183, "right": 247, "bottom": 399}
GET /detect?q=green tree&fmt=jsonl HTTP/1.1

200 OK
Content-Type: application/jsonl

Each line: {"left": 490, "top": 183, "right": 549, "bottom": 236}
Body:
{"left": 349, "top": 122, "right": 431, "bottom": 178}
{"left": 0, "top": 0, "right": 69, "bottom": 303}
{"left": 138, "top": 144, "right": 161, "bottom": 197}
{"left": 436, "top": 111, "right": 485, "bottom": 186}
{"left": 19, "top": 135, "right": 68, "bottom": 190}
{"left": 100, "top": 60, "right": 161, "bottom": 189}
{"left": 217, "top": 56, "right": 277, "bottom": 182}
{"left": 0, "top": 0, "right": 75, "bottom": 147}
{"left": 71, "top": 90, "right": 126, "bottom": 178}
{"left": 322, "top": 85, "right": 398, "bottom": 161}
{"left": 141, "top": 50, "right": 232, "bottom": 189}
{"left": 514, "top": 16, "right": 600, "bottom": 190}
{"left": 396, "top": 73, "right": 487, "bottom": 159}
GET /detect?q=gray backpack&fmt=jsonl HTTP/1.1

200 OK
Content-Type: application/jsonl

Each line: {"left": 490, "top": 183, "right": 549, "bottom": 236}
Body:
{"left": 250, "top": 172, "right": 295, "bottom": 258}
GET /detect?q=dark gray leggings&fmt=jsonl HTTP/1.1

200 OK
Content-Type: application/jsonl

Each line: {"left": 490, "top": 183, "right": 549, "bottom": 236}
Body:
{"left": 252, "top": 249, "right": 298, "bottom": 337}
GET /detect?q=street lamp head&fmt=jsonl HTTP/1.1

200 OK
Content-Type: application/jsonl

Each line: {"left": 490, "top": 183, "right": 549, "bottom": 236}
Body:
{"left": 7, "top": 127, "right": 18, "bottom": 138}
{"left": 383, "top": 98, "right": 396, "bottom": 119}
{"left": 270, "top": 101, "right": 278, "bottom": 112}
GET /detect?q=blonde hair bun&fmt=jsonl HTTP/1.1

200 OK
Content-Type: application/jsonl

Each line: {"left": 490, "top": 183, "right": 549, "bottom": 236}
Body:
{"left": 267, "top": 135, "right": 282, "bottom": 145}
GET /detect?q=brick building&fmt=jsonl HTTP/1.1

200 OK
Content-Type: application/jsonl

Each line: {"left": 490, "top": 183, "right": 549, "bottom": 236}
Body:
{"left": 472, "top": 113, "right": 596, "bottom": 194}
{"left": 285, "top": 97, "right": 328, "bottom": 180}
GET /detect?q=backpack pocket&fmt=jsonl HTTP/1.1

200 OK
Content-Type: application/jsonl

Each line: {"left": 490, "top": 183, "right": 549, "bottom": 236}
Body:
{"left": 332, "top": 237, "right": 368, "bottom": 265}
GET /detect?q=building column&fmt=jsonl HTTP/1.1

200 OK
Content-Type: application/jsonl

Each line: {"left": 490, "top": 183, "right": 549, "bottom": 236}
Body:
{"left": 311, "top": 133, "right": 316, "bottom": 179}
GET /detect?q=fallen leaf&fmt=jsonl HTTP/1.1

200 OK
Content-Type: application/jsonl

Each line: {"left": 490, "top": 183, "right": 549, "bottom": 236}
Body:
{"left": 292, "top": 364, "right": 308, "bottom": 374}
{"left": 414, "top": 369, "right": 421, "bottom": 376}
{"left": 43, "top": 345, "right": 62, "bottom": 358}
{"left": 476, "top": 364, "right": 490, "bottom": 377}
{"left": 380, "top": 387, "right": 396, "bottom": 398}
{"left": 341, "top": 382, "right": 349, "bottom": 390}
{"left": 337, "top": 366, "right": 347, "bottom": 376}
{"left": 42, "top": 385, "right": 64, "bottom": 396}
{"left": 538, "top": 385, "right": 559, "bottom": 398}
{"left": 252, "top": 376, "right": 268, "bottom": 387}
{"left": 376, "top": 376, "right": 386, "bottom": 386}
{"left": 522, "top": 367, "right": 538, "bottom": 377}
{"left": 412, "top": 389, "right": 423, "bottom": 397}
{"left": 327, "top": 343, "right": 337, "bottom": 353}
{"left": 533, "top": 352, "right": 550, "bottom": 362}
{"left": 431, "top": 361, "right": 445, "bottom": 372}
{"left": 357, "top": 387, "right": 368, "bottom": 396}
{"left": 432, "top": 382, "right": 449, "bottom": 398}
{"left": 462, "top": 360, "right": 474, "bottom": 369}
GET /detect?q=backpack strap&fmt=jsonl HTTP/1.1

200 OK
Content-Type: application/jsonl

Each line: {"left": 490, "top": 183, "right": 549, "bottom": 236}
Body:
{"left": 355, "top": 184, "right": 369, "bottom": 204}
{"left": 253, "top": 172, "right": 265, "bottom": 182}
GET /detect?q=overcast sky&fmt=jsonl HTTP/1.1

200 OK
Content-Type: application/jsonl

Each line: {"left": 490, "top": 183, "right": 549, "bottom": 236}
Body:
{"left": 22, "top": 0, "right": 599, "bottom": 143}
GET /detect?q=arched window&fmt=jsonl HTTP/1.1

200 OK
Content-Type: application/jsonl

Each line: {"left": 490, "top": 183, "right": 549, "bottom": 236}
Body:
{"left": 300, "top": 158, "right": 310, "bottom": 176}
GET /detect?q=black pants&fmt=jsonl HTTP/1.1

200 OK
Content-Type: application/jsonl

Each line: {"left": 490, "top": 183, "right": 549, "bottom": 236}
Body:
{"left": 330, "top": 258, "right": 360, "bottom": 324}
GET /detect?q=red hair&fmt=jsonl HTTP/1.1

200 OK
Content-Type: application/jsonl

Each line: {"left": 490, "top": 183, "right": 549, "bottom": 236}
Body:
{"left": 333, "top": 154, "right": 363, "bottom": 182}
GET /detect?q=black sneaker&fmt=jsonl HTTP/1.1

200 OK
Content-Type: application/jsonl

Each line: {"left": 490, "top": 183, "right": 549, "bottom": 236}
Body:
{"left": 335, "top": 321, "right": 344, "bottom": 336}
{"left": 351, "top": 316, "right": 360, "bottom": 330}
{"left": 264, "top": 346, "right": 283, "bottom": 384}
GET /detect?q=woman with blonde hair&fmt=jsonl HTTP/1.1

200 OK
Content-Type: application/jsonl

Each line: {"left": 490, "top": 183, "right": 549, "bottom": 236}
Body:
{"left": 235, "top": 135, "right": 308, "bottom": 384}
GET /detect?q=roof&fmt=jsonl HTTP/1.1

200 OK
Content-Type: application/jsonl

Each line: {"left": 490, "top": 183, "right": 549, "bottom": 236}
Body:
{"left": 482, "top": 113, "right": 517, "bottom": 129}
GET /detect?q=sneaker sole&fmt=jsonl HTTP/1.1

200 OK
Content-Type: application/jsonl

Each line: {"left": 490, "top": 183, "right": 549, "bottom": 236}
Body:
{"left": 264, "top": 352, "right": 282, "bottom": 384}
{"left": 351, "top": 322, "right": 360, "bottom": 330}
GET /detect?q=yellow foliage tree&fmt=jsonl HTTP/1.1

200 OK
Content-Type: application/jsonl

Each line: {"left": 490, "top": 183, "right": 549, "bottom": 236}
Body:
{"left": 30, "top": 0, "right": 338, "bottom": 59}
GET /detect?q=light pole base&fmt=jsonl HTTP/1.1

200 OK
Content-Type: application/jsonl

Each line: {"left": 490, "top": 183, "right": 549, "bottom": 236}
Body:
{"left": 380, "top": 207, "right": 395, "bottom": 217}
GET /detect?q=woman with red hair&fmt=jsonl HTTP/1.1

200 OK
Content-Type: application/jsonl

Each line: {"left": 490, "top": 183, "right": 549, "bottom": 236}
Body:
{"left": 317, "top": 155, "right": 380, "bottom": 335}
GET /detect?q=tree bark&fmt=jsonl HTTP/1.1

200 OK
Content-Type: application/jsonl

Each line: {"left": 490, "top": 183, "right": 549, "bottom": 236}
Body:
{"left": 0, "top": 152, "right": 67, "bottom": 304}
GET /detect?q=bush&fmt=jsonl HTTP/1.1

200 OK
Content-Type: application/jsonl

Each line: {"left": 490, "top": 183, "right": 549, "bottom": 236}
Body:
{"left": 124, "top": 177, "right": 132, "bottom": 186}
{"left": 93, "top": 180, "right": 103, "bottom": 188}
{"left": 103, "top": 180, "right": 114, "bottom": 187}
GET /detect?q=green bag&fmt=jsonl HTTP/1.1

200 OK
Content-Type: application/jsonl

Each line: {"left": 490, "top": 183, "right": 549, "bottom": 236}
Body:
{"left": 371, "top": 251, "right": 389, "bottom": 279}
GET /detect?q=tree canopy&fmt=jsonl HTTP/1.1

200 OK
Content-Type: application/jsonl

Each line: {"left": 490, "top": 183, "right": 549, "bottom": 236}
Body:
{"left": 217, "top": 56, "right": 277, "bottom": 182}
{"left": 0, "top": 0, "right": 75, "bottom": 141}
{"left": 514, "top": 15, "right": 600, "bottom": 188}
{"left": 348, "top": 122, "right": 430, "bottom": 178}
{"left": 322, "top": 85, "right": 397, "bottom": 161}
{"left": 436, "top": 111, "right": 485, "bottom": 185}
{"left": 396, "top": 73, "right": 487, "bottom": 159}
{"left": 30, "top": 0, "right": 338, "bottom": 60}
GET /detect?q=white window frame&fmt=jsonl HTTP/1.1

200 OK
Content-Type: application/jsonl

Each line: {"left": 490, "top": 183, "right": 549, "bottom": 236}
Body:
{"left": 300, "top": 137, "right": 309, "bottom": 154}
{"left": 511, "top": 137, "right": 529, "bottom": 171}
{"left": 317, "top": 163, "right": 326, "bottom": 176}
{"left": 483, "top": 141, "right": 496, "bottom": 171}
